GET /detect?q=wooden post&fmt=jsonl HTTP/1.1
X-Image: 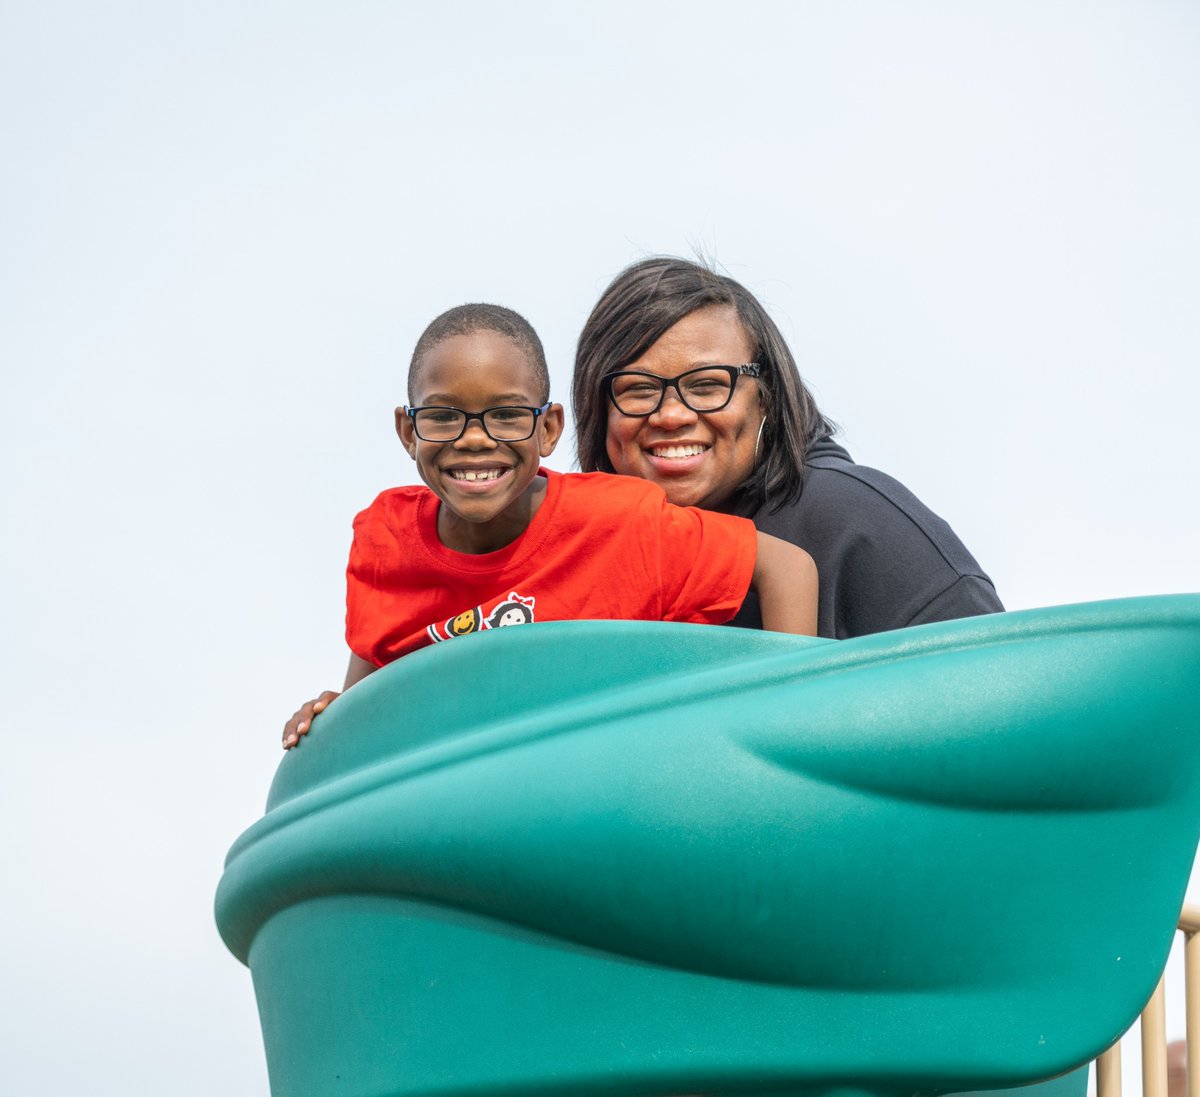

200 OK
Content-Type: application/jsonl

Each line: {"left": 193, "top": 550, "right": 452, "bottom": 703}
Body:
{"left": 1183, "top": 904, "right": 1200, "bottom": 1097}
{"left": 1143, "top": 975, "right": 1169, "bottom": 1097}
{"left": 1098, "top": 1041, "right": 1123, "bottom": 1097}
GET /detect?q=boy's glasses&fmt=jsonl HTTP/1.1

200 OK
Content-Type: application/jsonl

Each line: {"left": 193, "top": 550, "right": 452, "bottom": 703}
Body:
{"left": 405, "top": 403, "right": 552, "bottom": 443}
{"left": 604, "top": 364, "right": 761, "bottom": 417}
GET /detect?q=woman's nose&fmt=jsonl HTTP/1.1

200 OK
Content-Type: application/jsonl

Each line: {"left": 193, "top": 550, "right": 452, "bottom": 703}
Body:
{"left": 648, "top": 386, "right": 698, "bottom": 428}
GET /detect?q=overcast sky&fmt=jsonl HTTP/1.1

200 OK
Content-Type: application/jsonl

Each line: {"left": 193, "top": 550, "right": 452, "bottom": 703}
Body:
{"left": 2, "top": 3, "right": 1198, "bottom": 1094}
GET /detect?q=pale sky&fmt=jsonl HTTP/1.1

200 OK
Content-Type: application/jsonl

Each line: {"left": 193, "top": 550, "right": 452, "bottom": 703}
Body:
{"left": 2, "top": 3, "right": 1198, "bottom": 1094}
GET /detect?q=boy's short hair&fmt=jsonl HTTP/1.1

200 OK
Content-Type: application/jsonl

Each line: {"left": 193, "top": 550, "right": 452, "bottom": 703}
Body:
{"left": 409, "top": 303, "right": 550, "bottom": 403}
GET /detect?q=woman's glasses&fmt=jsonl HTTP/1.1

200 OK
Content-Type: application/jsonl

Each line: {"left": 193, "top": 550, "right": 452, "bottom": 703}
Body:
{"left": 405, "top": 403, "right": 552, "bottom": 442}
{"left": 604, "top": 365, "right": 761, "bottom": 417}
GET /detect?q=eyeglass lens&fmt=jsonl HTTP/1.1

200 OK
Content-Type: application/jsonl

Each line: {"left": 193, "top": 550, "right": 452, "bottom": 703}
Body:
{"left": 609, "top": 367, "right": 738, "bottom": 415}
{"left": 412, "top": 406, "right": 538, "bottom": 442}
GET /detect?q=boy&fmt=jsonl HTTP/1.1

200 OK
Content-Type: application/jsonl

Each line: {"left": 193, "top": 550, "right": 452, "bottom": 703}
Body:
{"left": 283, "top": 304, "right": 817, "bottom": 748}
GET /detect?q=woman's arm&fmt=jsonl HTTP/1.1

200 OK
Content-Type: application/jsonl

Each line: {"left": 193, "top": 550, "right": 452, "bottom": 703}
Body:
{"left": 281, "top": 653, "right": 377, "bottom": 749}
{"left": 750, "top": 531, "right": 819, "bottom": 637}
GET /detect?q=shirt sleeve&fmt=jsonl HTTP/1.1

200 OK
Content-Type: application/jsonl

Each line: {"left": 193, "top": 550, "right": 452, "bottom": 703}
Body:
{"left": 345, "top": 506, "right": 390, "bottom": 666}
{"left": 906, "top": 574, "right": 1004, "bottom": 628}
{"left": 655, "top": 500, "right": 758, "bottom": 624}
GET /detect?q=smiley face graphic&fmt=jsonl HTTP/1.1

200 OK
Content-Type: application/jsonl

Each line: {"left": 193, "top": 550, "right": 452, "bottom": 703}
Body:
{"left": 450, "top": 607, "right": 482, "bottom": 636}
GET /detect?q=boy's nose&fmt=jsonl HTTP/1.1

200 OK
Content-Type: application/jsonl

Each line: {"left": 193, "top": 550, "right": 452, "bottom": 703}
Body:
{"left": 453, "top": 421, "right": 498, "bottom": 449}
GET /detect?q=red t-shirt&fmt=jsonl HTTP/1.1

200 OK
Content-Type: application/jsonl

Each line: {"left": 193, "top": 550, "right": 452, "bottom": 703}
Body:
{"left": 346, "top": 469, "right": 757, "bottom": 666}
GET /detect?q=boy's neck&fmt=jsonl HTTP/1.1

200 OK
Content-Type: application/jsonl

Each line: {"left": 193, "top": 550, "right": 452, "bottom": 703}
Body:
{"left": 435, "top": 473, "right": 549, "bottom": 555}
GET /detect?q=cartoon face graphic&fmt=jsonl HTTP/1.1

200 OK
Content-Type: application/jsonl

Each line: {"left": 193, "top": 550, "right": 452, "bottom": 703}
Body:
{"left": 450, "top": 607, "right": 482, "bottom": 636}
{"left": 491, "top": 605, "right": 530, "bottom": 627}
{"left": 485, "top": 593, "right": 535, "bottom": 629}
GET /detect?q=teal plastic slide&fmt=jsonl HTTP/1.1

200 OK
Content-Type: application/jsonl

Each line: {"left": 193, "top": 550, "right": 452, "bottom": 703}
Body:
{"left": 216, "top": 596, "right": 1200, "bottom": 1097}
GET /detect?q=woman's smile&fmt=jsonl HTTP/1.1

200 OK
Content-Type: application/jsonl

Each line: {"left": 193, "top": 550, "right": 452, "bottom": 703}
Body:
{"left": 640, "top": 441, "right": 712, "bottom": 478}
{"left": 645, "top": 443, "right": 708, "bottom": 459}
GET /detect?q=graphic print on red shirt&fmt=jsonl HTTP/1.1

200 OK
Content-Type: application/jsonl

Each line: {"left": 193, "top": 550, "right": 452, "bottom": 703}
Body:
{"left": 426, "top": 590, "right": 537, "bottom": 643}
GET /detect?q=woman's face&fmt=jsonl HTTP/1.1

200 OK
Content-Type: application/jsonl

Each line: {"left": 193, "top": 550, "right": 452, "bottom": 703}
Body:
{"left": 605, "top": 305, "right": 763, "bottom": 510}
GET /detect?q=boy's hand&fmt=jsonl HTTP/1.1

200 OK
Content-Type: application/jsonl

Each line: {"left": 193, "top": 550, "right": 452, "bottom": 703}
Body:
{"left": 282, "top": 691, "right": 340, "bottom": 749}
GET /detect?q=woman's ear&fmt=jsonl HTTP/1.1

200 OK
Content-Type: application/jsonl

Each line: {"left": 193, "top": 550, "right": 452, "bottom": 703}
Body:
{"left": 395, "top": 407, "right": 418, "bottom": 459}
{"left": 538, "top": 403, "right": 565, "bottom": 458}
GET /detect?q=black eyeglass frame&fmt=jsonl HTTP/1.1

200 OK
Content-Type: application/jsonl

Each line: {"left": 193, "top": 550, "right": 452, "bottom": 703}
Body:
{"left": 404, "top": 402, "right": 552, "bottom": 443}
{"left": 603, "top": 364, "right": 762, "bottom": 417}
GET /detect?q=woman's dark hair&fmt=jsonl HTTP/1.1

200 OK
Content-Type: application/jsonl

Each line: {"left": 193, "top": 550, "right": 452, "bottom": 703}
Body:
{"left": 572, "top": 257, "right": 833, "bottom": 513}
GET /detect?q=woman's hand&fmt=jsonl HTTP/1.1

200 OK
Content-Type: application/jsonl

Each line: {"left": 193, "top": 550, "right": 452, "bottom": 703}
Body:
{"left": 282, "top": 691, "right": 340, "bottom": 749}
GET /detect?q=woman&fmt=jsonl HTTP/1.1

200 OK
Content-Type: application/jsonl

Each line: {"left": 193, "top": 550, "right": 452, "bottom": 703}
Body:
{"left": 573, "top": 257, "right": 1002, "bottom": 639}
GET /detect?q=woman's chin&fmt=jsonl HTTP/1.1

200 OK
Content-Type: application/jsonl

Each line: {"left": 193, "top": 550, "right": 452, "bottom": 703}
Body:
{"left": 640, "top": 451, "right": 706, "bottom": 491}
{"left": 638, "top": 455, "right": 740, "bottom": 511}
{"left": 652, "top": 473, "right": 718, "bottom": 510}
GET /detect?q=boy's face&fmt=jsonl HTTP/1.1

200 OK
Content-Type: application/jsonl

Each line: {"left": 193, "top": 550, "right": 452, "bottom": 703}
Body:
{"left": 397, "top": 330, "right": 563, "bottom": 551}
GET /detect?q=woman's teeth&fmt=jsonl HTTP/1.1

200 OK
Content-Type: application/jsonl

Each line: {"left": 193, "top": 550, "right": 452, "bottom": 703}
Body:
{"left": 651, "top": 445, "right": 706, "bottom": 458}
{"left": 449, "top": 468, "right": 504, "bottom": 481}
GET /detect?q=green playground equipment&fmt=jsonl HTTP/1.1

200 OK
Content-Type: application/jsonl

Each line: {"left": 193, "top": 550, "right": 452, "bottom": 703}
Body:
{"left": 216, "top": 595, "right": 1200, "bottom": 1097}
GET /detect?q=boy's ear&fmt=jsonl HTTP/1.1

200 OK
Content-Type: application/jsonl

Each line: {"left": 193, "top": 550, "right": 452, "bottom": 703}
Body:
{"left": 396, "top": 407, "right": 418, "bottom": 459}
{"left": 538, "top": 403, "right": 565, "bottom": 458}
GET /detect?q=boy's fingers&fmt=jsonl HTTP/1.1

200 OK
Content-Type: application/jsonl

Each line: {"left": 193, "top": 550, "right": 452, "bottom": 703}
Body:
{"left": 280, "top": 692, "right": 340, "bottom": 749}
{"left": 281, "top": 709, "right": 310, "bottom": 746}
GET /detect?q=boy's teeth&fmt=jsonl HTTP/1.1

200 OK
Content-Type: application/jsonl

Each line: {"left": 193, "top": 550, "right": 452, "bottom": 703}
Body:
{"left": 652, "top": 445, "right": 705, "bottom": 458}
{"left": 451, "top": 469, "right": 503, "bottom": 481}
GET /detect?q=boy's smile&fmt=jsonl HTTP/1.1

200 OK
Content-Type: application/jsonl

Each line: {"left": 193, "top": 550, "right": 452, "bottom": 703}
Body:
{"left": 397, "top": 330, "right": 563, "bottom": 555}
